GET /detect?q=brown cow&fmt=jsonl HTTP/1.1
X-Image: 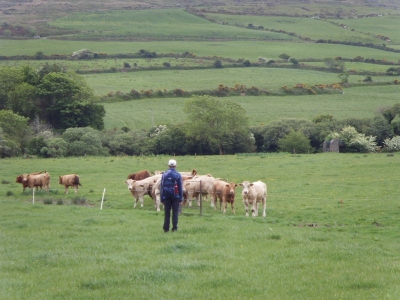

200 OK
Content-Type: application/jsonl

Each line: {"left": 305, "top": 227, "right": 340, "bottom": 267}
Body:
{"left": 59, "top": 174, "right": 82, "bottom": 194}
{"left": 212, "top": 180, "right": 237, "bottom": 214}
{"left": 16, "top": 171, "right": 47, "bottom": 192}
{"left": 16, "top": 171, "right": 50, "bottom": 192}
{"left": 127, "top": 170, "right": 152, "bottom": 180}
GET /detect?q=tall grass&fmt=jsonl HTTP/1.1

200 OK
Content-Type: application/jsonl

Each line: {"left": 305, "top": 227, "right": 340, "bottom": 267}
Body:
{"left": 1, "top": 154, "right": 400, "bottom": 299}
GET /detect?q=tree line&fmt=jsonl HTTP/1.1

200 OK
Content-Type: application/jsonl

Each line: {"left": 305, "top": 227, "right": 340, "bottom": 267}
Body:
{"left": 1, "top": 65, "right": 400, "bottom": 157}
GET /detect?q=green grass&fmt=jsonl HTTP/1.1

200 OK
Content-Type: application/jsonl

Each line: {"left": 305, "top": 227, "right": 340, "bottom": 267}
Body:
{"left": 305, "top": 61, "right": 394, "bottom": 72}
{"left": 85, "top": 67, "right": 369, "bottom": 95}
{"left": 0, "top": 57, "right": 216, "bottom": 72}
{"left": 1, "top": 154, "right": 400, "bottom": 299}
{"left": 205, "top": 13, "right": 383, "bottom": 44}
{"left": 101, "top": 84, "right": 400, "bottom": 130}
{"left": 49, "top": 9, "right": 294, "bottom": 41}
{"left": 334, "top": 15, "right": 400, "bottom": 44}
{"left": 2, "top": 40, "right": 400, "bottom": 62}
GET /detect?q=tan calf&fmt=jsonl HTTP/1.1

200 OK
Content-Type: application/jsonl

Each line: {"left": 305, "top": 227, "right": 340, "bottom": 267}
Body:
{"left": 212, "top": 180, "right": 237, "bottom": 214}
{"left": 59, "top": 174, "right": 82, "bottom": 194}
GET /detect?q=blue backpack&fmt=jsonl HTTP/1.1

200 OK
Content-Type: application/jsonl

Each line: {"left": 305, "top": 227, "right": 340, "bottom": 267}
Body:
{"left": 161, "top": 170, "right": 180, "bottom": 201}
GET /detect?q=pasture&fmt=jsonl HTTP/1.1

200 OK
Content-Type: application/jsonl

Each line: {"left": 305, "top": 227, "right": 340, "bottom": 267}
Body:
{"left": 2, "top": 39, "right": 400, "bottom": 62}
{"left": 1, "top": 154, "right": 400, "bottom": 299}
{"left": 204, "top": 13, "right": 384, "bottom": 44}
{"left": 84, "top": 67, "right": 367, "bottom": 96}
{"left": 49, "top": 9, "right": 293, "bottom": 41}
{"left": 101, "top": 85, "right": 400, "bottom": 130}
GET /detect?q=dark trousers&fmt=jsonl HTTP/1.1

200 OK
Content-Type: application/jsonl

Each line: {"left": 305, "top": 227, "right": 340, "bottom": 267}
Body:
{"left": 163, "top": 198, "right": 180, "bottom": 231}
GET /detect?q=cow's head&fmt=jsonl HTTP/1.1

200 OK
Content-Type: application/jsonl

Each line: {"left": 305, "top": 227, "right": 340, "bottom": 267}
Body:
{"left": 124, "top": 179, "right": 135, "bottom": 190}
{"left": 16, "top": 175, "right": 23, "bottom": 183}
{"left": 226, "top": 182, "right": 237, "bottom": 195}
{"left": 239, "top": 181, "right": 253, "bottom": 195}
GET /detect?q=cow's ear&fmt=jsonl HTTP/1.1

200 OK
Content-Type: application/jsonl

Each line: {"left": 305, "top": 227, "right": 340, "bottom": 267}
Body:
{"left": 239, "top": 183, "right": 243, "bottom": 187}
{"left": 123, "top": 180, "right": 127, "bottom": 184}
{"left": 250, "top": 183, "right": 254, "bottom": 186}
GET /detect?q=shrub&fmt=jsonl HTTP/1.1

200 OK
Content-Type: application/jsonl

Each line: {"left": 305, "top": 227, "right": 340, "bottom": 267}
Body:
{"left": 6, "top": 191, "right": 13, "bottom": 196}
{"left": 43, "top": 199, "right": 53, "bottom": 205}
{"left": 383, "top": 136, "right": 400, "bottom": 152}
{"left": 72, "top": 197, "right": 87, "bottom": 205}
{"left": 214, "top": 60, "right": 222, "bottom": 68}
{"left": 278, "top": 131, "right": 312, "bottom": 154}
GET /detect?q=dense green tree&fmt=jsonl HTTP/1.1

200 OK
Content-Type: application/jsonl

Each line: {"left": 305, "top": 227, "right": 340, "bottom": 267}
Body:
{"left": 26, "top": 136, "right": 47, "bottom": 156}
{"left": 262, "top": 118, "right": 314, "bottom": 152}
{"left": 0, "top": 128, "right": 13, "bottom": 157}
{"left": 152, "top": 125, "right": 188, "bottom": 155}
{"left": 366, "top": 115, "right": 393, "bottom": 145}
{"left": 0, "top": 110, "right": 31, "bottom": 154}
{"left": 107, "top": 130, "right": 151, "bottom": 156}
{"left": 184, "top": 95, "right": 251, "bottom": 155}
{"left": 40, "top": 138, "right": 68, "bottom": 157}
{"left": 62, "top": 127, "right": 107, "bottom": 156}
{"left": 0, "top": 67, "right": 25, "bottom": 109}
{"left": 7, "top": 82, "right": 38, "bottom": 120}
{"left": 278, "top": 131, "right": 312, "bottom": 154}
{"left": 378, "top": 103, "right": 400, "bottom": 124}
{"left": 37, "top": 72, "right": 104, "bottom": 129}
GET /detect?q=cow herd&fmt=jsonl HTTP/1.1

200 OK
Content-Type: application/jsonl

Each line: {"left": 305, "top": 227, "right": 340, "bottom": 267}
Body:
{"left": 15, "top": 171, "right": 82, "bottom": 194}
{"left": 15, "top": 168, "right": 267, "bottom": 217}
{"left": 124, "top": 169, "right": 268, "bottom": 217}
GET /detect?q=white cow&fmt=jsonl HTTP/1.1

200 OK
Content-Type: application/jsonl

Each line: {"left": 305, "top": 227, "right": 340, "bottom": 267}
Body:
{"left": 124, "top": 174, "right": 161, "bottom": 208}
{"left": 239, "top": 180, "right": 267, "bottom": 217}
{"left": 150, "top": 178, "right": 163, "bottom": 212}
{"left": 183, "top": 175, "right": 217, "bottom": 207}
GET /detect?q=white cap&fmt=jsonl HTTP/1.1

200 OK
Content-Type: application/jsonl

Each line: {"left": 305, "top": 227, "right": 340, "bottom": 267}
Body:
{"left": 168, "top": 159, "right": 177, "bottom": 167}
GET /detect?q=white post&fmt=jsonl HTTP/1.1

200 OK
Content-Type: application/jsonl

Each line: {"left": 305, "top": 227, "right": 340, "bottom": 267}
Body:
{"left": 32, "top": 188, "right": 35, "bottom": 204}
{"left": 100, "top": 188, "right": 106, "bottom": 210}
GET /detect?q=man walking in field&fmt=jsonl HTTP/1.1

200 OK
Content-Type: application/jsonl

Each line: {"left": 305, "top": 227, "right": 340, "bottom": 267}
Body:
{"left": 160, "top": 159, "right": 183, "bottom": 232}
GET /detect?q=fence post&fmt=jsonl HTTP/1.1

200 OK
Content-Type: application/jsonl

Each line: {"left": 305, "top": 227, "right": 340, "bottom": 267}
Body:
{"left": 100, "top": 188, "right": 106, "bottom": 210}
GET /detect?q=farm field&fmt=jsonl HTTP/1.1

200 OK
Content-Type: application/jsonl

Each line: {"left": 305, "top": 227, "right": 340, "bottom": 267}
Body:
{"left": 101, "top": 85, "right": 400, "bottom": 130}
{"left": 0, "top": 58, "right": 216, "bottom": 71}
{"left": 49, "top": 9, "right": 294, "bottom": 41}
{"left": 2, "top": 39, "right": 400, "bottom": 62}
{"left": 2, "top": 1, "right": 400, "bottom": 298}
{"left": 1, "top": 154, "right": 400, "bottom": 299}
{"left": 204, "top": 13, "right": 384, "bottom": 44}
{"left": 84, "top": 67, "right": 367, "bottom": 96}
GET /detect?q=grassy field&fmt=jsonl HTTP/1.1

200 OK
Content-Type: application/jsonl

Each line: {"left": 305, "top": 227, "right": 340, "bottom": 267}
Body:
{"left": 1, "top": 154, "right": 400, "bottom": 299}
{"left": 205, "top": 13, "right": 384, "bottom": 44}
{"left": 101, "top": 84, "right": 400, "bottom": 130}
{"left": 2, "top": 39, "right": 400, "bottom": 62}
{"left": 49, "top": 9, "right": 294, "bottom": 41}
{"left": 84, "top": 67, "right": 368, "bottom": 95}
